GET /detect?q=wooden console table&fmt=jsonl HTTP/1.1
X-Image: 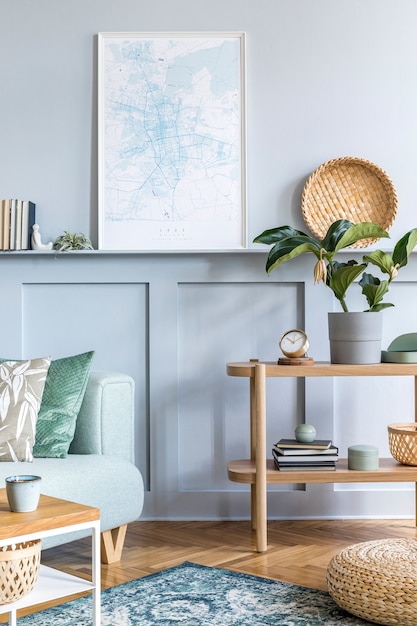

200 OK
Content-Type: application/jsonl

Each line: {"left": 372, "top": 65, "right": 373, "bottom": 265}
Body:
{"left": 226, "top": 361, "right": 417, "bottom": 553}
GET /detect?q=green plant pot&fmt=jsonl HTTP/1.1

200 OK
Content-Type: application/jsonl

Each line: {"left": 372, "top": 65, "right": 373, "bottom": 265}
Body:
{"left": 328, "top": 312, "right": 383, "bottom": 364}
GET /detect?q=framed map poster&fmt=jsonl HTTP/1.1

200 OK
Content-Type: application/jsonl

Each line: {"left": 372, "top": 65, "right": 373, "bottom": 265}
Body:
{"left": 98, "top": 32, "right": 246, "bottom": 250}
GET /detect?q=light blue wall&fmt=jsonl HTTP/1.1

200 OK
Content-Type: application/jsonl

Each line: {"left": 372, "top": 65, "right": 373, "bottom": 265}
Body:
{"left": 2, "top": 0, "right": 417, "bottom": 243}
{"left": 0, "top": 0, "right": 417, "bottom": 521}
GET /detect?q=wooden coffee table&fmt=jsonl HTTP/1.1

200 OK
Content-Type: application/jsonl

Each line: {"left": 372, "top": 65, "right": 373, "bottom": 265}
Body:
{"left": 0, "top": 491, "right": 100, "bottom": 626}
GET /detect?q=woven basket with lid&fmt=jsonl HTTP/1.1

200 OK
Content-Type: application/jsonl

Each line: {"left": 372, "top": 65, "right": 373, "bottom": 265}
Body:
{"left": 301, "top": 157, "right": 398, "bottom": 247}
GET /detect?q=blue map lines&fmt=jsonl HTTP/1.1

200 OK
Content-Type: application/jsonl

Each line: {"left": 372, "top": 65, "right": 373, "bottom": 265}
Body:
{"left": 100, "top": 34, "right": 245, "bottom": 249}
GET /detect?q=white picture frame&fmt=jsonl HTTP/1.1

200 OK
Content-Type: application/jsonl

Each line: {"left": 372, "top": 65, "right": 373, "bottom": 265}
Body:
{"left": 98, "top": 32, "right": 247, "bottom": 251}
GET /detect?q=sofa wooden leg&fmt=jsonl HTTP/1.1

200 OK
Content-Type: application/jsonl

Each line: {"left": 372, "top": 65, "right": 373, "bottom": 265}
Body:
{"left": 100, "top": 525, "right": 128, "bottom": 564}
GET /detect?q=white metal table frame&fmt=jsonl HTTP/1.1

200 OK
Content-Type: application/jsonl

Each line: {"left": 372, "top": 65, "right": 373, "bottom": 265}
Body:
{"left": 0, "top": 513, "right": 100, "bottom": 625}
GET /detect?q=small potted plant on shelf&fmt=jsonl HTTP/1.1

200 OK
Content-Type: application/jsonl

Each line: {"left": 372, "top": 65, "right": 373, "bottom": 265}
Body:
{"left": 53, "top": 231, "right": 93, "bottom": 252}
{"left": 253, "top": 219, "right": 417, "bottom": 363}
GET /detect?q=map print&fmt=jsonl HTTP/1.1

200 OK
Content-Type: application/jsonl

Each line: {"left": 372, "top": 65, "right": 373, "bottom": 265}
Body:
{"left": 99, "top": 34, "right": 245, "bottom": 249}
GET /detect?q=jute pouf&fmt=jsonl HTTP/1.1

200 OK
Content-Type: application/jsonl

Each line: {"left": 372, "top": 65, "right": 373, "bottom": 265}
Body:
{"left": 327, "top": 538, "right": 417, "bottom": 625}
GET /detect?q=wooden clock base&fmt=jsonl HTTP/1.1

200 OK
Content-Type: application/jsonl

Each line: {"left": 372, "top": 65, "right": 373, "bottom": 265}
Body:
{"left": 277, "top": 357, "right": 314, "bottom": 366}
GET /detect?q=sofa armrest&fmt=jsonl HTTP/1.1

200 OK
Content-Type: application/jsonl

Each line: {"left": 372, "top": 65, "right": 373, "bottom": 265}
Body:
{"left": 69, "top": 371, "right": 135, "bottom": 462}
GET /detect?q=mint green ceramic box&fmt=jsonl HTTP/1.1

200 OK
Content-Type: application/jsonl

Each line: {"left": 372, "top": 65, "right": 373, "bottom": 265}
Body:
{"left": 348, "top": 445, "right": 379, "bottom": 470}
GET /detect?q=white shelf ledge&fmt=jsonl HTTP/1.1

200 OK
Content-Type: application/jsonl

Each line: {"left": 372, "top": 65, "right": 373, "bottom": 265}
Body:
{"left": 0, "top": 564, "right": 94, "bottom": 614}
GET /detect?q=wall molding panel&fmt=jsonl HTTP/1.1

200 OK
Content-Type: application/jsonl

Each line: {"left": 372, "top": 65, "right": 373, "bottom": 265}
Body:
{"left": 1, "top": 251, "right": 415, "bottom": 521}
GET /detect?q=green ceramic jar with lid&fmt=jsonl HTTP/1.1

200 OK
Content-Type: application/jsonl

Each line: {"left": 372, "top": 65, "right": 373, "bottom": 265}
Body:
{"left": 295, "top": 424, "right": 316, "bottom": 443}
{"left": 348, "top": 445, "right": 379, "bottom": 470}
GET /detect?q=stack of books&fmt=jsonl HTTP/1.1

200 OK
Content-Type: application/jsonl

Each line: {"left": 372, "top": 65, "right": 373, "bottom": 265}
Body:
{"left": 272, "top": 438, "right": 339, "bottom": 471}
{"left": 0, "top": 199, "right": 36, "bottom": 251}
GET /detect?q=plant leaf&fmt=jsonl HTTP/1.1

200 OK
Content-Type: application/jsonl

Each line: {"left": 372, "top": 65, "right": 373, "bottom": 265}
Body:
{"left": 253, "top": 225, "right": 309, "bottom": 245}
{"left": 392, "top": 228, "right": 417, "bottom": 267}
{"left": 334, "top": 222, "right": 389, "bottom": 252}
{"left": 369, "top": 302, "right": 394, "bottom": 312}
{"left": 329, "top": 264, "right": 367, "bottom": 302}
{"left": 360, "top": 277, "right": 390, "bottom": 309}
{"left": 320, "top": 219, "right": 353, "bottom": 252}
{"left": 265, "top": 237, "right": 322, "bottom": 274}
{"left": 359, "top": 272, "right": 381, "bottom": 287}
{"left": 362, "top": 250, "right": 394, "bottom": 276}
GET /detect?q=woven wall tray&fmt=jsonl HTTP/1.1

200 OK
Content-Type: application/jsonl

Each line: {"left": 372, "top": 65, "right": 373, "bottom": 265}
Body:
{"left": 301, "top": 157, "right": 398, "bottom": 247}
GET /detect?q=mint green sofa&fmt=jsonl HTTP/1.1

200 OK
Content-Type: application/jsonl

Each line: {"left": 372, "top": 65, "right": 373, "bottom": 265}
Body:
{"left": 0, "top": 371, "right": 144, "bottom": 563}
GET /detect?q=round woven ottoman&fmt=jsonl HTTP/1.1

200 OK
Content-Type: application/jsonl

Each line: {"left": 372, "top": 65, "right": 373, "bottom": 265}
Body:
{"left": 327, "top": 538, "right": 417, "bottom": 625}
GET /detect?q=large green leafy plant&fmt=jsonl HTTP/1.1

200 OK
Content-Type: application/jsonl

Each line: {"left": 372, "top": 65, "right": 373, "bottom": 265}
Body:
{"left": 254, "top": 219, "right": 417, "bottom": 312}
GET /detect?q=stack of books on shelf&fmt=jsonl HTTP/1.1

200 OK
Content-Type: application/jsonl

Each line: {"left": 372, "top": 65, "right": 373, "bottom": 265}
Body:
{"left": 272, "top": 438, "right": 339, "bottom": 471}
{"left": 0, "top": 199, "right": 36, "bottom": 251}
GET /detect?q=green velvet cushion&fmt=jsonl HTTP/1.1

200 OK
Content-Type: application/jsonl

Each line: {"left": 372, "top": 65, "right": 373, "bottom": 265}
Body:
{"left": 33, "top": 351, "right": 94, "bottom": 458}
{"left": 0, "top": 357, "right": 51, "bottom": 461}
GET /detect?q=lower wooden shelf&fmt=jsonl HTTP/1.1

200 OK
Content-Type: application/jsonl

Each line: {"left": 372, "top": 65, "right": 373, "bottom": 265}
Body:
{"left": 228, "top": 458, "right": 417, "bottom": 484}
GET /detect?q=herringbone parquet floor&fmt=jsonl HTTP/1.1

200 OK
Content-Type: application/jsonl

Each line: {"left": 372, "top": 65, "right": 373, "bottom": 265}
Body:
{"left": 43, "top": 518, "right": 417, "bottom": 592}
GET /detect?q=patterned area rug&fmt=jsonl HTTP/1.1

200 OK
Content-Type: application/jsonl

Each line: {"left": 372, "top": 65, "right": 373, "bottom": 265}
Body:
{"left": 21, "top": 561, "right": 371, "bottom": 625}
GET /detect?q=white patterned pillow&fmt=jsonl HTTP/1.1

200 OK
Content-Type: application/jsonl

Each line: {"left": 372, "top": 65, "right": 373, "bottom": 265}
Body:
{"left": 0, "top": 358, "right": 51, "bottom": 462}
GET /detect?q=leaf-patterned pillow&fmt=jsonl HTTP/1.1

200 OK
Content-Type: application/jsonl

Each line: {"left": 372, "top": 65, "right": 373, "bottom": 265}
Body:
{"left": 0, "top": 358, "right": 51, "bottom": 462}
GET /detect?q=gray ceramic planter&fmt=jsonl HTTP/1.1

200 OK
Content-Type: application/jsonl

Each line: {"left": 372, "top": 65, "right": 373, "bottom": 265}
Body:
{"left": 5, "top": 475, "right": 41, "bottom": 512}
{"left": 328, "top": 312, "right": 383, "bottom": 364}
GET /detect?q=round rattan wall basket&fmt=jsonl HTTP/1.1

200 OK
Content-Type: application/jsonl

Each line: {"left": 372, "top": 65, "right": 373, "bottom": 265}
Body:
{"left": 301, "top": 157, "right": 398, "bottom": 247}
